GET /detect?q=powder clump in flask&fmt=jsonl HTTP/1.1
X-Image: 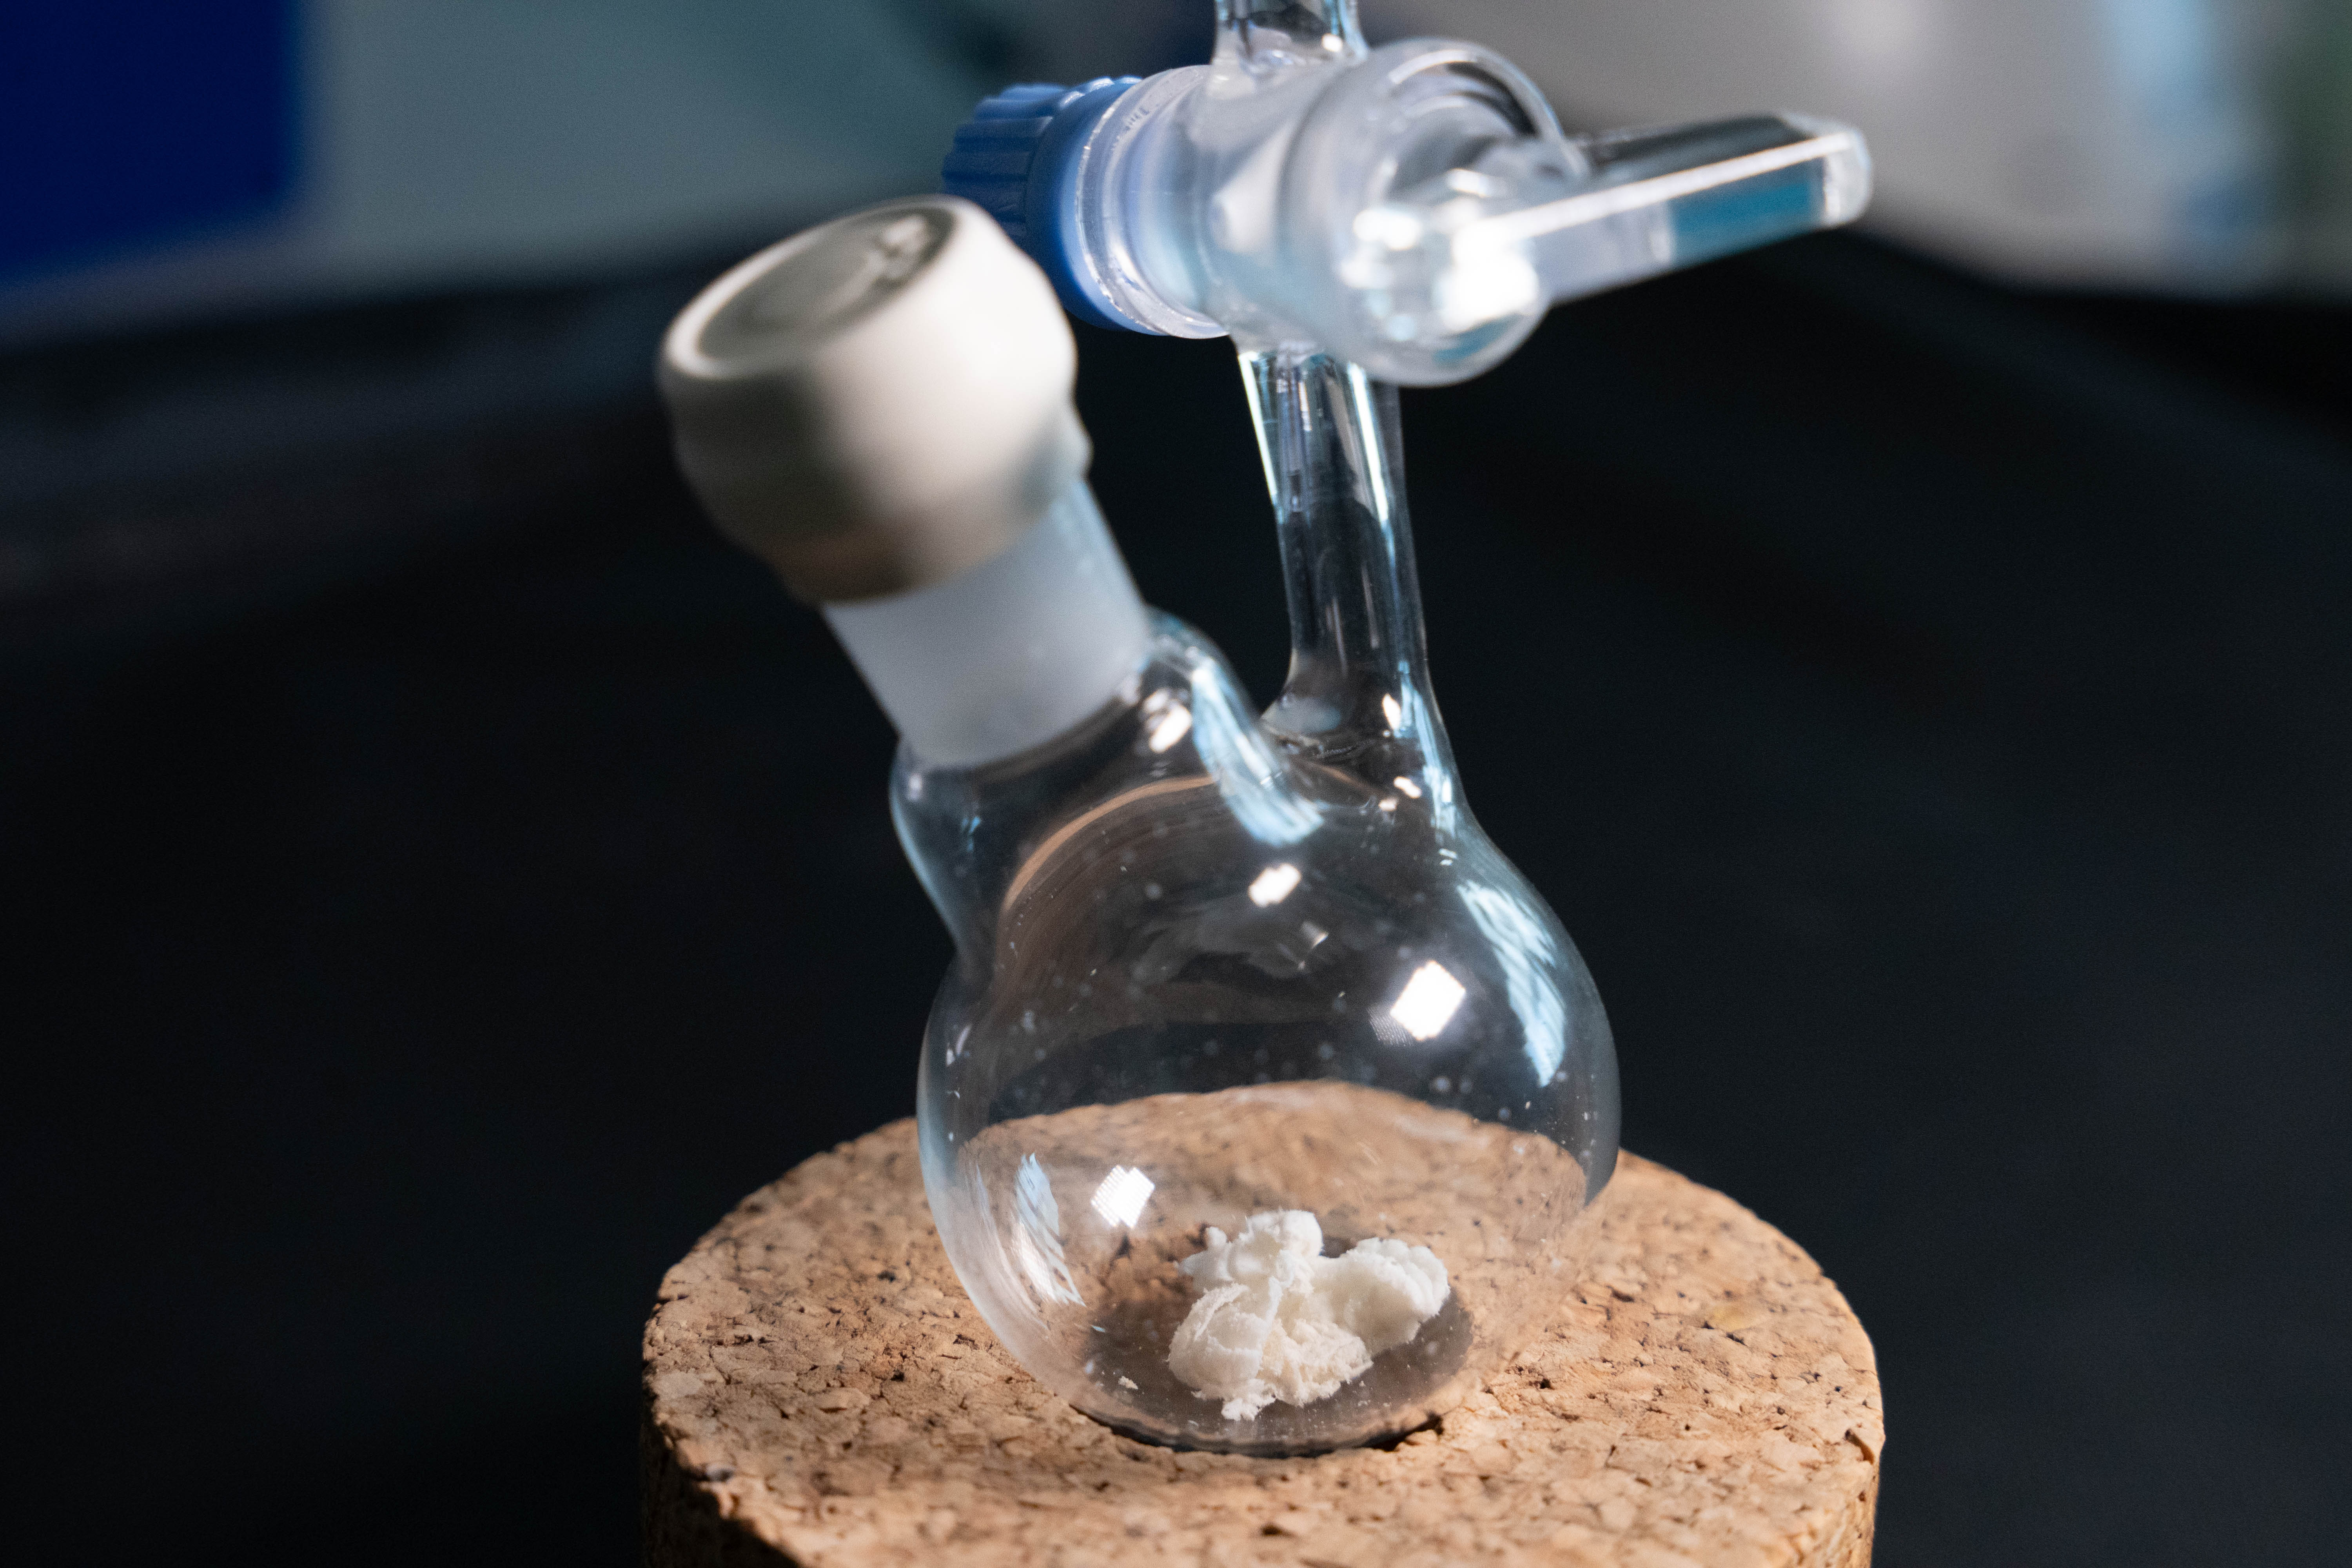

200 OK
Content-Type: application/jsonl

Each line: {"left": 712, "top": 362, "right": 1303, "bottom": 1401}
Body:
{"left": 1166, "top": 1209, "right": 1450, "bottom": 1420}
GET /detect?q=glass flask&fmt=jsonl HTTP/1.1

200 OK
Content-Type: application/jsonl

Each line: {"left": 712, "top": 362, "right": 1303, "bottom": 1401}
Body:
{"left": 651, "top": 197, "right": 1603, "bottom": 1457}
{"left": 668, "top": 0, "right": 1876, "bottom": 1457}
{"left": 908, "top": 346, "right": 1618, "bottom": 1455}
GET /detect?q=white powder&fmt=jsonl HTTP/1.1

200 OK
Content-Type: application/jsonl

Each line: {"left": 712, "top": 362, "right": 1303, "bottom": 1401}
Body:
{"left": 1165, "top": 1210, "right": 1450, "bottom": 1420}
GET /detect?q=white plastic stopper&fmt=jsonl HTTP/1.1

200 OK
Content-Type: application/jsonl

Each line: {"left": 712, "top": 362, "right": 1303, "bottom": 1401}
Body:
{"left": 659, "top": 195, "right": 1090, "bottom": 603}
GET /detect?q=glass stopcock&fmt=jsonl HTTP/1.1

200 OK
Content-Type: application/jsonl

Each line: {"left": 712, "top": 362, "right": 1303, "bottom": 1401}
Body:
{"left": 942, "top": 0, "right": 1867, "bottom": 385}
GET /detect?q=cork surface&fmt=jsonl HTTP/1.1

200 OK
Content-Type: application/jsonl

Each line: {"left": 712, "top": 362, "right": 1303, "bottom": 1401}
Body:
{"left": 643, "top": 1121, "right": 1883, "bottom": 1568}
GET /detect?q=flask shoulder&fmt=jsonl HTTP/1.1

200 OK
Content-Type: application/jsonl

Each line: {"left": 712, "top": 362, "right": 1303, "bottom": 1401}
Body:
{"left": 890, "top": 614, "right": 1302, "bottom": 953}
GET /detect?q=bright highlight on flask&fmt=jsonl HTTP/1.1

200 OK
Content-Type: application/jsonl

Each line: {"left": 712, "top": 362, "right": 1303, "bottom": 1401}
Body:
{"left": 1144, "top": 690, "right": 1195, "bottom": 753}
{"left": 1014, "top": 1153, "right": 1085, "bottom": 1305}
{"left": 1090, "top": 1165, "right": 1156, "bottom": 1229}
{"left": 1390, "top": 960, "right": 1468, "bottom": 1042}
{"left": 1249, "top": 862, "right": 1303, "bottom": 906}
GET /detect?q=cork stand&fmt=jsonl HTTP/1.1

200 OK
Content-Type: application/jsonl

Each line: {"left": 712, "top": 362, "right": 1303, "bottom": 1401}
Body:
{"left": 642, "top": 1123, "right": 1883, "bottom": 1567}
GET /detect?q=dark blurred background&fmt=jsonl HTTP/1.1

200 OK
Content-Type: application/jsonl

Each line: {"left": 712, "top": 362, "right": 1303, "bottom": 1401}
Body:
{"left": 5, "top": 4, "right": 2348, "bottom": 1565}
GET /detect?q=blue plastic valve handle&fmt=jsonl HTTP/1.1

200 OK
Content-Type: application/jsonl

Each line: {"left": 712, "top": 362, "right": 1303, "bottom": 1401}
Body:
{"left": 940, "top": 78, "right": 1143, "bottom": 334}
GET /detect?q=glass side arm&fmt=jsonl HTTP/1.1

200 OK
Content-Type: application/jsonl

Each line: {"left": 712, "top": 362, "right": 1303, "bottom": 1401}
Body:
{"left": 1347, "top": 113, "right": 1871, "bottom": 345}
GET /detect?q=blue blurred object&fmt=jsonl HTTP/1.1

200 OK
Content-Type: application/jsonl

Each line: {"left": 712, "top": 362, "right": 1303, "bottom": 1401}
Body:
{"left": 0, "top": 2, "right": 300, "bottom": 282}
{"left": 940, "top": 78, "right": 1140, "bottom": 332}
{"left": 0, "top": 1, "right": 987, "bottom": 347}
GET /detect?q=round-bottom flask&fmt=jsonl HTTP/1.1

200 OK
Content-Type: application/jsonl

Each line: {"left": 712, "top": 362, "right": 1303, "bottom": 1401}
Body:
{"left": 654, "top": 185, "right": 1619, "bottom": 1457}
{"left": 908, "top": 352, "right": 1617, "bottom": 1454}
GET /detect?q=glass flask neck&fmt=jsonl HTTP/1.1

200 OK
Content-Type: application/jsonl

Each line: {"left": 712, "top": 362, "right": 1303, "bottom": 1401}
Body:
{"left": 1243, "top": 347, "right": 1453, "bottom": 789}
{"left": 891, "top": 616, "right": 1318, "bottom": 962}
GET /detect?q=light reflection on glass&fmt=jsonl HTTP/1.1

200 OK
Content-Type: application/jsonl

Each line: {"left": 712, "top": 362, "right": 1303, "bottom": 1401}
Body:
{"left": 1143, "top": 690, "right": 1194, "bottom": 753}
{"left": 1089, "top": 1165, "right": 1156, "bottom": 1228}
{"left": 1249, "top": 862, "right": 1303, "bottom": 906}
{"left": 1014, "top": 1153, "right": 1084, "bottom": 1304}
{"left": 1389, "top": 959, "right": 1467, "bottom": 1041}
{"left": 1460, "top": 880, "right": 1568, "bottom": 1084}
{"left": 1183, "top": 661, "right": 1318, "bottom": 846}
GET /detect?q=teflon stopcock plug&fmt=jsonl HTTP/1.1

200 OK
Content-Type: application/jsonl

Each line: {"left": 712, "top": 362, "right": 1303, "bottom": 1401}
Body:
{"left": 944, "top": 0, "right": 1870, "bottom": 382}
{"left": 661, "top": 194, "right": 1619, "bottom": 1455}
{"left": 660, "top": 194, "right": 1146, "bottom": 764}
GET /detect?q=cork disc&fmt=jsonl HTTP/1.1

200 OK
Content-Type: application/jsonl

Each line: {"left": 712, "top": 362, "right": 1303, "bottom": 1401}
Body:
{"left": 642, "top": 1122, "right": 1884, "bottom": 1568}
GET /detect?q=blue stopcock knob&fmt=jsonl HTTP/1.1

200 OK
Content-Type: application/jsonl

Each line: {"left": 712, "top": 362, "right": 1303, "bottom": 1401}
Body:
{"left": 941, "top": 78, "right": 1143, "bottom": 334}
